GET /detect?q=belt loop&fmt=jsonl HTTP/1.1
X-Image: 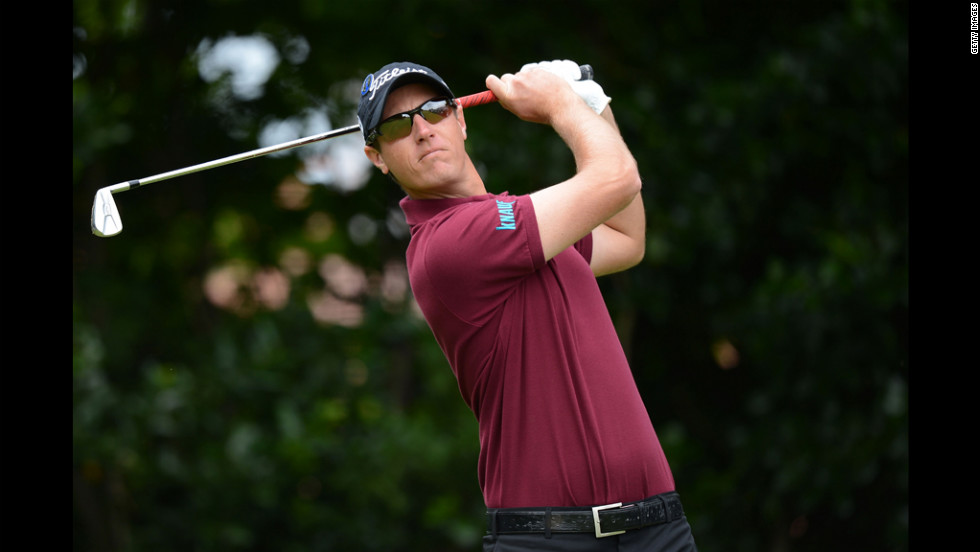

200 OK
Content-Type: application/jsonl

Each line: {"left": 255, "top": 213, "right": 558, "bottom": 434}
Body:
{"left": 669, "top": 492, "right": 683, "bottom": 521}
{"left": 544, "top": 507, "right": 552, "bottom": 539}
{"left": 490, "top": 510, "right": 498, "bottom": 539}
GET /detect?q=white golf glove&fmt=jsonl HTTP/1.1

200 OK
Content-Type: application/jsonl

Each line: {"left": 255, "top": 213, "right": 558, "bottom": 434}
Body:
{"left": 519, "top": 59, "right": 611, "bottom": 114}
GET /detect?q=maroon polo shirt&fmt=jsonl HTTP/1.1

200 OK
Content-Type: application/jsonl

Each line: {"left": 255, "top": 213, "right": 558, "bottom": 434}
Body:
{"left": 400, "top": 192, "right": 674, "bottom": 508}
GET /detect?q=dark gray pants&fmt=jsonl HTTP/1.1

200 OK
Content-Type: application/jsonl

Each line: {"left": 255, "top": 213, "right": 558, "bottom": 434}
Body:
{"left": 482, "top": 515, "right": 698, "bottom": 551}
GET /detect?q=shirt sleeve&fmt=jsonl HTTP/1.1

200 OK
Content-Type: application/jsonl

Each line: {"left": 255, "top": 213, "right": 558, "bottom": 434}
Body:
{"left": 416, "top": 195, "right": 544, "bottom": 326}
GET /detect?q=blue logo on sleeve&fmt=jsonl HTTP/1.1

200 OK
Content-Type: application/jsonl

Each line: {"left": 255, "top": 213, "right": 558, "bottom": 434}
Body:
{"left": 495, "top": 200, "right": 516, "bottom": 230}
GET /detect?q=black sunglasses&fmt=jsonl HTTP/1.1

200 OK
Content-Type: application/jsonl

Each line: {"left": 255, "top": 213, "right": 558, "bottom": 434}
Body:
{"left": 367, "top": 98, "right": 457, "bottom": 145}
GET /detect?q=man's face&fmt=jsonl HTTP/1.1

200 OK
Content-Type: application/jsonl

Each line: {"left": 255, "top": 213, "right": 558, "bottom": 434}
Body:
{"left": 364, "top": 83, "right": 470, "bottom": 199}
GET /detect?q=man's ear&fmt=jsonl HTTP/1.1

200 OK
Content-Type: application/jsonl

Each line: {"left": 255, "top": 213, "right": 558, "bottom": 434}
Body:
{"left": 363, "top": 145, "right": 389, "bottom": 175}
{"left": 456, "top": 106, "right": 468, "bottom": 140}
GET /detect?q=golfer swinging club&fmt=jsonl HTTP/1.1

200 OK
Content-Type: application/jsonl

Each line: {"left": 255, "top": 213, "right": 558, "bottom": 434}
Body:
{"left": 358, "top": 60, "right": 698, "bottom": 551}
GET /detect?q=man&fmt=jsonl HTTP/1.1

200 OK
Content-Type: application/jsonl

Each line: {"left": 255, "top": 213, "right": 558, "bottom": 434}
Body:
{"left": 357, "top": 60, "right": 698, "bottom": 551}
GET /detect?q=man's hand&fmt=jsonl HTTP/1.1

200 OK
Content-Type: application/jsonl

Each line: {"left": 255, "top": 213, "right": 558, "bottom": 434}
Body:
{"left": 484, "top": 69, "right": 585, "bottom": 125}
{"left": 519, "top": 59, "right": 611, "bottom": 115}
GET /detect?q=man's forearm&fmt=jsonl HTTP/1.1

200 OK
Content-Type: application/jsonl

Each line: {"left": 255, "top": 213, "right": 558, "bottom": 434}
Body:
{"left": 596, "top": 107, "right": 645, "bottom": 241}
{"left": 584, "top": 106, "right": 647, "bottom": 275}
{"left": 549, "top": 102, "right": 640, "bottom": 206}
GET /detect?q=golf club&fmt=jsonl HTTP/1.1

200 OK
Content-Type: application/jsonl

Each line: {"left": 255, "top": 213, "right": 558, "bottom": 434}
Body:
{"left": 91, "top": 64, "right": 594, "bottom": 238}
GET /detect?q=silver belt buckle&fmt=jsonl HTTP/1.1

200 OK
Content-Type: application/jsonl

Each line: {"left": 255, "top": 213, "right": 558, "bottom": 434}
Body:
{"left": 591, "top": 502, "right": 626, "bottom": 538}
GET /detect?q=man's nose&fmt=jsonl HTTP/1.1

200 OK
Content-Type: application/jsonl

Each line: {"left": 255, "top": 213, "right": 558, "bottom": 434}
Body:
{"left": 411, "top": 113, "right": 434, "bottom": 137}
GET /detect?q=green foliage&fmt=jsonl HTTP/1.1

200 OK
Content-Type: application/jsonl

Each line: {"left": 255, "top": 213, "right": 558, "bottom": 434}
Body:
{"left": 74, "top": 1, "right": 907, "bottom": 550}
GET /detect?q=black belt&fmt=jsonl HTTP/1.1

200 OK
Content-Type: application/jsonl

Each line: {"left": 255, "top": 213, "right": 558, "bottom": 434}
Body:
{"left": 486, "top": 491, "right": 685, "bottom": 539}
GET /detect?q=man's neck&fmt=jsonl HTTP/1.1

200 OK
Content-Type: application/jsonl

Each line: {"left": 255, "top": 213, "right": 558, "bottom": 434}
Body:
{"left": 403, "top": 160, "right": 486, "bottom": 200}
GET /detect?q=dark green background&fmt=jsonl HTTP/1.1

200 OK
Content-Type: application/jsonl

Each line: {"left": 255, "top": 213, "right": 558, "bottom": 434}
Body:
{"left": 73, "top": 1, "right": 908, "bottom": 550}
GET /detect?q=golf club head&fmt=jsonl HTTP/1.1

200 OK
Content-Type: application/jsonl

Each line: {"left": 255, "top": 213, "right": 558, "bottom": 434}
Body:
{"left": 92, "top": 187, "right": 123, "bottom": 237}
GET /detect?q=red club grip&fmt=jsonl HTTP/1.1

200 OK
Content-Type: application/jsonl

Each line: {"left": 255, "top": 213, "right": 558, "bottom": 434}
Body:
{"left": 456, "top": 90, "right": 497, "bottom": 108}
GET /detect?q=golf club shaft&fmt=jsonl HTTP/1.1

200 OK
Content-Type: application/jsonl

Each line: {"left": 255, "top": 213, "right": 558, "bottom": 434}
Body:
{"left": 105, "top": 90, "right": 492, "bottom": 196}
{"left": 101, "top": 125, "right": 357, "bottom": 195}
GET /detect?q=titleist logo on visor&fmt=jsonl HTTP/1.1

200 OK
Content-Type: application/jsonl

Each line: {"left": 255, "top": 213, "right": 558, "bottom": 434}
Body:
{"left": 361, "top": 67, "right": 431, "bottom": 101}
